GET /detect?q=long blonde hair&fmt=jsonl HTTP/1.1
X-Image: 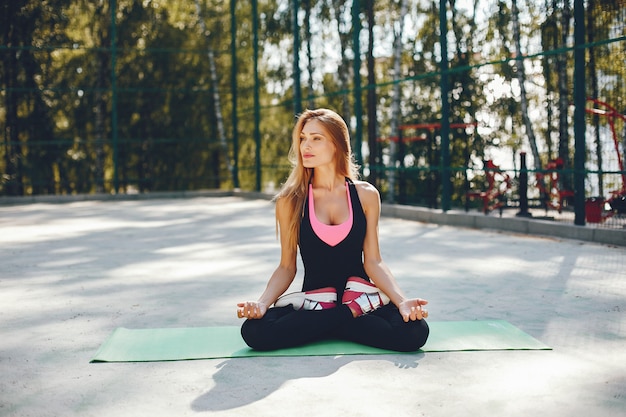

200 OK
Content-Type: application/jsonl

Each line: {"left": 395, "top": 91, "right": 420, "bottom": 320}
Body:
{"left": 275, "top": 108, "right": 360, "bottom": 250}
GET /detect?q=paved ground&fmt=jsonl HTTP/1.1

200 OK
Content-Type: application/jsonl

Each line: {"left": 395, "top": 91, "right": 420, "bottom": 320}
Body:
{"left": 0, "top": 196, "right": 624, "bottom": 417}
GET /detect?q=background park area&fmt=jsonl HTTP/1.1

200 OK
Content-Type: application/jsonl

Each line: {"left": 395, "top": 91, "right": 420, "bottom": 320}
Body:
{"left": 1, "top": 0, "right": 626, "bottom": 229}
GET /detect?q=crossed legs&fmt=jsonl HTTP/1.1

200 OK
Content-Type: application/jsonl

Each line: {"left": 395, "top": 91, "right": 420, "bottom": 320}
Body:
{"left": 241, "top": 304, "right": 429, "bottom": 352}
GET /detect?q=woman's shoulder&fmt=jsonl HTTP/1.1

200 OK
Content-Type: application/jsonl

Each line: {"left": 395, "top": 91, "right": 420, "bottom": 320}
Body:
{"left": 352, "top": 180, "right": 381, "bottom": 205}
{"left": 274, "top": 194, "right": 294, "bottom": 212}
{"left": 352, "top": 179, "right": 379, "bottom": 194}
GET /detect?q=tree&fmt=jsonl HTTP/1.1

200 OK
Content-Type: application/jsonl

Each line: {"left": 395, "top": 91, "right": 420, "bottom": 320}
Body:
{"left": 587, "top": 0, "right": 603, "bottom": 196}
{"left": 365, "top": 0, "right": 378, "bottom": 186}
{"left": 330, "top": 0, "right": 352, "bottom": 123}
{"left": 449, "top": 0, "right": 484, "bottom": 204}
{"left": 511, "top": 0, "right": 541, "bottom": 171}
{"left": 556, "top": 0, "right": 571, "bottom": 190}
{"left": 195, "top": 0, "right": 231, "bottom": 187}
{"left": 0, "top": 0, "right": 73, "bottom": 195}
{"left": 2, "top": 0, "right": 624, "bottom": 206}
{"left": 386, "top": 0, "right": 408, "bottom": 203}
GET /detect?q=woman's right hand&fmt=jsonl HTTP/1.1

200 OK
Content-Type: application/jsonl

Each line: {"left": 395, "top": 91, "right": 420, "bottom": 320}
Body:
{"left": 237, "top": 301, "right": 268, "bottom": 319}
{"left": 398, "top": 298, "right": 429, "bottom": 322}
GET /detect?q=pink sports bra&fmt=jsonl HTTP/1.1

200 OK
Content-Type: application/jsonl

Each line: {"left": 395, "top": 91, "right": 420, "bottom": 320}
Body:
{"left": 308, "top": 182, "right": 353, "bottom": 247}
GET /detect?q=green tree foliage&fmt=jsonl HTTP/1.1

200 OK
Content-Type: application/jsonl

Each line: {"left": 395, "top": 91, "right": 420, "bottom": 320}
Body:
{"left": 0, "top": 0, "right": 624, "bottom": 206}
{"left": 1, "top": 0, "right": 73, "bottom": 195}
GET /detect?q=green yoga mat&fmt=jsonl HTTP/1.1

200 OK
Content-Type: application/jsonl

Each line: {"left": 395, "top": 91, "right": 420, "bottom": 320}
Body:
{"left": 90, "top": 320, "right": 550, "bottom": 363}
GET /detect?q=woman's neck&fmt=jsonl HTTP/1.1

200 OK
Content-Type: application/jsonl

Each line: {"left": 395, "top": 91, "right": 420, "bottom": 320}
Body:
{"left": 311, "top": 170, "right": 344, "bottom": 192}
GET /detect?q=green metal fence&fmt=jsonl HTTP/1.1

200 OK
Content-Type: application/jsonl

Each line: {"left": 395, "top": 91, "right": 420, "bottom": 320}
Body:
{"left": 1, "top": 0, "right": 625, "bottom": 228}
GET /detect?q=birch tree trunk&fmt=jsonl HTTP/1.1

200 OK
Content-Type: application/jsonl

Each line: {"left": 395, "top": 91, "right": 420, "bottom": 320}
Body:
{"left": 387, "top": 0, "right": 408, "bottom": 203}
{"left": 557, "top": 0, "right": 571, "bottom": 189}
{"left": 332, "top": 0, "right": 352, "bottom": 123}
{"left": 304, "top": 0, "right": 315, "bottom": 109}
{"left": 512, "top": 0, "right": 541, "bottom": 170}
{"left": 195, "top": 0, "right": 232, "bottom": 185}
{"left": 587, "top": 0, "right": 603, "bottom": 196}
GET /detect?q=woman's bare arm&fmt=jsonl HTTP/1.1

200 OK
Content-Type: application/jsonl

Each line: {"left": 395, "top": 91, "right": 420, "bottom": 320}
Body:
{"left": 358, "top": 182, "right": 428, "bottom": 321}
{"left": 237, "top": 197, "right": 298, "bottom": 319}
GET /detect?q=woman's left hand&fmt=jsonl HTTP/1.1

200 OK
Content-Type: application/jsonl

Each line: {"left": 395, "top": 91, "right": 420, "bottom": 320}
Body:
{"left": 398, "top": 298, "right": 429, "bottom": 322}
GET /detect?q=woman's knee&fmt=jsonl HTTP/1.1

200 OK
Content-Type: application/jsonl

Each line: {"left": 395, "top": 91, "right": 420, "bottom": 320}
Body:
{"left": 240, "top": 319, "right": 267, "bottom": 350}
{"left": 397, "top": 319, "right": 430, "bottom": 352}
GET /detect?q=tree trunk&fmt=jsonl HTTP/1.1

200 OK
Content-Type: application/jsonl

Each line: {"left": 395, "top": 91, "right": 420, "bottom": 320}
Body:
{"left": 387, "top": 0, "right": 408, "bottom": 203}
{"left": 512, "top": 0, "right": 541, "bottom": 171}
{"left": 195, "top": 0, "right": 231, "bottom": 187}
{"left": 2, "top": 0, "right": 24, "bottom": 195}
{"left": 543, "top": 15, "right": 554, "bottom": 160}
{"left": 587, "top": 0, "right": 603, "bottom": 196}
{"left": 292, "top": 0, "right": 302, "bottom": 114}
{"left": 333, "top": 0, "right": 351, "bottom": 123}
{"left": 557, "top": 0, "right": 571, "bottom": 189}
{"left": 304, "top": 0, "right": 315, "bottom": 109}
{"left": 366, "top": 0, "right": 378, "bottom": 186}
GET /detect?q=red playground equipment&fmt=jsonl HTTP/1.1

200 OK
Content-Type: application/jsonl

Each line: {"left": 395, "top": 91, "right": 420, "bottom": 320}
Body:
{"left": 585, "top": 98, "right": 626, "bottom": 214}
{"left": 536, "top": 157, "right": 574, "bottom": 213}
{"left": 466, "top": 160, "right": 512, "bottom": 215}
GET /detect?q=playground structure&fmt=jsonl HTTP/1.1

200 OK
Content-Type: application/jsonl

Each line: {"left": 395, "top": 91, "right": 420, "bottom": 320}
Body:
{"left": 466, "top": 160, "right": 512, "bottom": 215}
{"left": 378, "top": 122, "right": 479, "bottom": 207}
{"left": 585, "top": 98, "right": 626, "bottom": 215}
{"left": 385, "top": 113, "right": 624, "bottom": 225}
{"left": 535, "top": 157, "right": 574, "bottom": 214}
{"left": 463, "top": 98, "right": 625, "bottom": 223}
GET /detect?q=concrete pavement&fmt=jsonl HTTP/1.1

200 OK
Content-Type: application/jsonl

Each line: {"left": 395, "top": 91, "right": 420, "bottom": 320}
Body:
{"left": 0, "top": 195, "right": 624, "bottom": 416}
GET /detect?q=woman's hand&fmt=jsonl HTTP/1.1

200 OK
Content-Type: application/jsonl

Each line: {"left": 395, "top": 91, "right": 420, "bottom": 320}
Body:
{"left": 398, "top": 298, "right": 429, "bottom": 322}
{"left": 237, "top": 301, "right": 268, "bottom": 319}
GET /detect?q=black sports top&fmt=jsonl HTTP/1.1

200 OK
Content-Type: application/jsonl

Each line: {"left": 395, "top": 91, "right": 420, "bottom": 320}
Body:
{"left": 299, "top": 179, "right": 369, "bottom": 296}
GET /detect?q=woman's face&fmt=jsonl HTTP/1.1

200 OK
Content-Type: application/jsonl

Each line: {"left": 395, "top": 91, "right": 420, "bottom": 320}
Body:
{"left": 299, "top": 119, "right": 336, "bottom": 169}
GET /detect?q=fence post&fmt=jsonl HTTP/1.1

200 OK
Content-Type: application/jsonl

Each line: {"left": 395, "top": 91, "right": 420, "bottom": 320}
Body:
{"left": 516, "top": 152, "right": 532, "bottom": 217}
{"left": 110, "top": 0, "right": 119, "bottom": 194}
{"left": 439, "top": 0, "right": 451, "bottom": 211}
{"left": 573, "top": 0, "right": 586, "bottom": 225}
{"left": 252, "top": 0, "right": 261, "bottom": 192}
{"left": 230, "top": 0, "right": 239, "bottom": 189}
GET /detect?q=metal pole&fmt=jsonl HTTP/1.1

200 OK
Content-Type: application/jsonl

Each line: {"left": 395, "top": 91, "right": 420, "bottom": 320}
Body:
{"left": 573, "top": 0, "right": 586, "bottom": 225}
{"left": 230, "top": 0, "right": 239, "bottom": 189}
{"left": 352, "top": 0, "right": 363, "bottom": 169}
{"left": 252, "top": 0, "right": 261, "bottom": 191}
{"left": 516, "top": 152, "right": 532, "bottom": 217}
{"left": 110, "top": 0, "right": 119, "bottom": 193}
{"left": 439, "top": 0, "right": 451, "bottom": 211}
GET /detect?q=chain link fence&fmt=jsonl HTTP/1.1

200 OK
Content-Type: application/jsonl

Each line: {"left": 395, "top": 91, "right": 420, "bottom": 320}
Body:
{"left": 1, "top": 0, "right": 625, "bottom": 229}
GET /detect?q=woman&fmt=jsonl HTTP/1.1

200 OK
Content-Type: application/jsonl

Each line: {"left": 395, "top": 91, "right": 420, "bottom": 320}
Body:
{"left": 237, "top": 108, "right": 429, "bottom": 352}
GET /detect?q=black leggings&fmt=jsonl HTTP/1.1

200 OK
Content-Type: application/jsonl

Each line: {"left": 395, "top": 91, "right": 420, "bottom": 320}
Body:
{"left": 241, "top": 304, "right": 429, "bottom": 352}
